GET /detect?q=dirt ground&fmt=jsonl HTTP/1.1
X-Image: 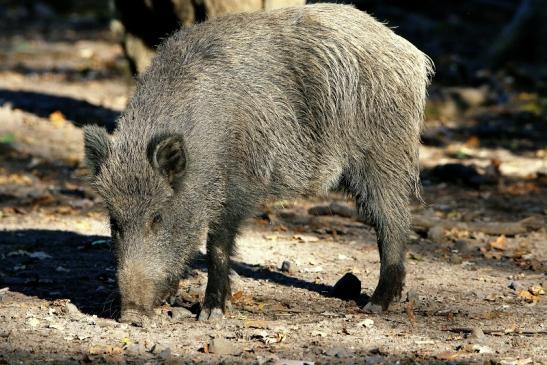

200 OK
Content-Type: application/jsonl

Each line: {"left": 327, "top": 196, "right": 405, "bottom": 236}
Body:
{"left": 0, "top": 10, "right": 546, "bottom": 365}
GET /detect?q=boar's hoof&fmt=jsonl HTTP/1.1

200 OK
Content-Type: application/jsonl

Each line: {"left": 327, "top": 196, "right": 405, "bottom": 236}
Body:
{"left": 197, "top": 307, "right": 224, "bottom": 321}
{"left": 120, "top": 309, "right": 149, "bottom": 327}
{"left": 362, "top": 302, "right": 383, "bottom": 314}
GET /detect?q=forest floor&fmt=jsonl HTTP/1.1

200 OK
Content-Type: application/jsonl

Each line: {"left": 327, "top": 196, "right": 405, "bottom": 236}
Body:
{"left": 0, "top": 13, "right": 546, "bottom": 365}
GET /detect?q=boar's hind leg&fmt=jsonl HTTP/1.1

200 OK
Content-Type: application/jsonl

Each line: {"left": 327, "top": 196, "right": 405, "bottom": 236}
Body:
{"left": 198, "top": 224, "right": 238, "bottom": 321}
{"left": 343, "top": 160, "right": 410, "bottom": 311}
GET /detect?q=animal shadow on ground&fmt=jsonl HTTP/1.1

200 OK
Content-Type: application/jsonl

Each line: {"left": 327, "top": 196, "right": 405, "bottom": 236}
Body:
{"left": 0, "top": 229, "right": 343, "bottom": 319}
{"left": 0, "top": 89, "right": 119, "bottom": 131}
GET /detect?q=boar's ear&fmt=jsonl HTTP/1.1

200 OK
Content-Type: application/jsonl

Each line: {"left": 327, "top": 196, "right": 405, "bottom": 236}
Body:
{"left": 83, "top": 125, "right": 111, "bottom": 176}
{"left": 147, "top": 134, "right": 187, "bottom": 184}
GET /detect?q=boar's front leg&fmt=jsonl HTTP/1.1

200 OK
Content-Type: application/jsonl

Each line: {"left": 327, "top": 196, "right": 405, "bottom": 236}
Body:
{"left": 198, "top": 224, "right": 237, "bottom": 321}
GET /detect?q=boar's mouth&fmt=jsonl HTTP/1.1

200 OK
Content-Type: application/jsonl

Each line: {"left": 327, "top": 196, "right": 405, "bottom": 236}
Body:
{"left": 119, "top": 286, "right": 177, "bottom": 326}
{"left": 120, "top": 307, "right": 151, "bottom": 327}
{"left": 117, "top": 260, "right": 180, "bottom": 325}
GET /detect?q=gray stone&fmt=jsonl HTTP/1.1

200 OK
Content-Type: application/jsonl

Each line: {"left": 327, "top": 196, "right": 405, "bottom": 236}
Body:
{"left": 508, "top": 281, "right": 522, "bottom": 291}
{"left": 281, "top": 261, "right": 293, "bottom": 273}
{"left": 169, "top": 307, "right": 194, "bottom": 321}
{"left": 427, "top": 225, "right": 445, "bottom": 242}
{"left": 469, "top": 327, "right": 485, "bottom": 340}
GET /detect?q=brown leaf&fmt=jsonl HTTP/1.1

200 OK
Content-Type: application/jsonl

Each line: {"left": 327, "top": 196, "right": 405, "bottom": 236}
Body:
{"left": 49, "top": 110, "right": 67, "bottom": 127}
{"left": 499, "top": 182, "right": 540, "bottom": 195}
{"left": 488, "top": 235, "right": 506, "bottom": 251}
{"left": 517, "top": 290, "right": 539, "bottom": 304}
{"left": 465, "top": 136, "right": 480, "bottom": 148}
{"left": 0, "top": 174, "right": 33, "bottom": 185}
{"left": 482, "top": 249, "right": 503, "bottom": 260}
{"left": 31, "top": 194, "right": 56, "bottom": 207}
{"left": 528, "top": 285, "right": 544, "bottom": 296}
{"left": 405, "top": 301, "right": 416, "bottom": 325}
{"left": 272, "top": 224, "right": 288, "bottom": 232}
{"left": 231, "top": 291, "right": 243, "bottom": 302}
{"left": 230, "top": 291, "right": 254, "bottom": 306}
{"left": 0, "top": 207, "right": 16, "bottom": 217}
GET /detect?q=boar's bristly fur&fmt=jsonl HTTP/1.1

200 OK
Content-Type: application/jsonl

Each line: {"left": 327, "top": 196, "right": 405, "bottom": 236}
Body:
{"left": 84, "top": 4, "right": 433, "bottom": 324}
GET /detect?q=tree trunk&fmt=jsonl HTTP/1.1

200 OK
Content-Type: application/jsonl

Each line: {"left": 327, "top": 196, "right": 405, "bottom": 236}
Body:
{"left": 113, "top": 0, "right": 306, "bottom": 75}
{"left": 486, "top": 0, "right": 547, "bottom": 67}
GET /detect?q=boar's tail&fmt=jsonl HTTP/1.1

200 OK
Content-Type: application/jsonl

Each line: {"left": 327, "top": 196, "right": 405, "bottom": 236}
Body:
{"left": 413, "top": 52, "right": 435, "bottom": 205}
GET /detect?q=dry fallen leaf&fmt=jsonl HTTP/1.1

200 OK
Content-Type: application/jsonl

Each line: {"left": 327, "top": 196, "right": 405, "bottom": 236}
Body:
{"left": 272, "top": 224, "right": 288, "bottom": 232}
{"left": 405, "top": 301, "right": 416, "bottom": 324}
{"left": 0, "top": 174, "right": 33, "bottom": 185}
{"left": 517, "top": 290, "right": 539, "bottom": 304}
{"left": 499, "top": 182, "right": 540, "bottom": 195}
{"left": 231, "top": 291, "right": 243, "bottom": 302}
{"left": 465, "top": 136, "right": 480, "bottom": 148}
{"left": 489, "top": 235, "right": 507, "bottom": 251}
{"left": 49, "top": 110, "right": 68, "bottom": 127}
{"left": 528, "top": 285, "right": 545, "bottom": 296}
{"left": 230, "top": 291, "right": 255, "bottom": 306}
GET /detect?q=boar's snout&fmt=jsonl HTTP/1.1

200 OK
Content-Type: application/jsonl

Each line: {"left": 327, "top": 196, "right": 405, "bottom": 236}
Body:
{"left": 117, "top": 259, "right": 172, "bottom": 324}
{"left": 120, "top": 307, "right": 149, "bottom": 327}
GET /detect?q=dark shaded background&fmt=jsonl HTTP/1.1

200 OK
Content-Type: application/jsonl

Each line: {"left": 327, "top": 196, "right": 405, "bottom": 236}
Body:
{"left": 1, "top": 0, "right": 546, "bottom": 86}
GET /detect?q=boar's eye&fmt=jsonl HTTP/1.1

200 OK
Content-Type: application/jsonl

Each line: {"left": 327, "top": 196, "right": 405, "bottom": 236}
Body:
{"left": 110, "top": 217, "right": 122, "bottom": 238}
{"left": 151, "top": 212, "right": 162, "bottom": 227}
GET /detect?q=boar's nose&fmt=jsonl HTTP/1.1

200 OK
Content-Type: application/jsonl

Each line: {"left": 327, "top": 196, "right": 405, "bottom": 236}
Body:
{"left": 120, "top": 307, "right": 149, "bottom": 327}
{"left": 117, "top": 259, "right": 160, "bottom": 317}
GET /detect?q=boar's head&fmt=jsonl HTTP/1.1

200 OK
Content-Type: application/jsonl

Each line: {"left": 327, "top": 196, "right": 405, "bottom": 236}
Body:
{"left": 83, "top": 125, "right": 208, "bottom": 325}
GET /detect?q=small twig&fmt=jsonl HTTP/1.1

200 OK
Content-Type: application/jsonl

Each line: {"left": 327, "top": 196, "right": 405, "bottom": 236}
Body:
{"left": 443, "top": 327, "right": 547, "bottom": 336}
{"left": 405, "top": 302, "right": 417, "bottom": 325}
{"left": 412, "top": 215, "right": 544, "bottom": 236}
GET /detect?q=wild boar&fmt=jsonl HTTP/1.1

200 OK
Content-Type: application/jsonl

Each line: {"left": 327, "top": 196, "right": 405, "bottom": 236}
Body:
{"left": 84, "top": 3, "right": 433, "bottom": 324}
